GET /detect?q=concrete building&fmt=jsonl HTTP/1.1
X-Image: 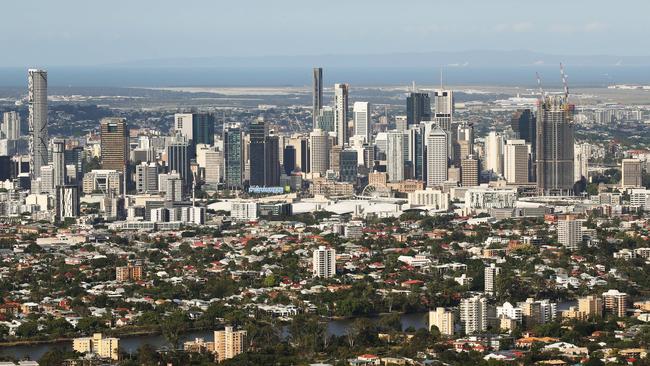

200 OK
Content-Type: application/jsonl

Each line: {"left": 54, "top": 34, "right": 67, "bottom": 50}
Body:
{"left": 312, "top": 67, "right": 323, "bottom": 128}
{"left": 214, "top": 326, "right": 246, "bottom": 362}
{"left": 426, "top": 126, "right": 448, "bottom": 186}
{"left": 504, "top": 139, "right": 531, "bottom": 184}
{"left": 387, "top": 130, "right": 404, "bottom": 182}
{"left": 28, "top": 69, "right": 48, "bottom": 179}
{"left": 461, "top": 156, "right": 479, "bottom": 187}
{"left": 334, "top": 83, "right": 349, "bottom": 146}
{"left": 55, "top": 185, "right": 79, "bottom": 222}
{"left": 100, "top": 118, "right": 129, "bottom": 175}
{"left": 602, "top": 289, "right": 628, "bottom": 318}
{"left": 578, "top": 295, "right": 603, "bottom": 318}
{"left": 309, "top": 129, "right": 330, "bottom": 176}
{"left": 485, "top": 131, "right": 504, "bottom": 176}
{"left": 230, "top": 200, "right": 258, "bottom": 221}
{"left": 408, "top": 188, "right": 449, "bottom": 210}
{"left": 429, "top": 307, "right": 455, "bottom": 336}
{"left": 558, "top": 217, "right": 582, "bottom": 250}
{"left": 622, "top": 158, "right": 642, "bottom": 188}
{"left": 460, "top": 295, "right": 487, "bottom": 334}
{"left": 353, "top": 101, "right": 371, "bottom": 143}
{"left": 484, "top": 263, "right": 501, "bottom": 295}
{"left": 73, "top": 333, "right": 120, "bottom": 361}
{"left": 313, "top": 246, "right": 336, "bottom": 278}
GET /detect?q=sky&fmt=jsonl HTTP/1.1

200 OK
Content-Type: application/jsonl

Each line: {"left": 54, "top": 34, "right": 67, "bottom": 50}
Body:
{"left": 1, "top": 0, "right": 649, "bottom": 67}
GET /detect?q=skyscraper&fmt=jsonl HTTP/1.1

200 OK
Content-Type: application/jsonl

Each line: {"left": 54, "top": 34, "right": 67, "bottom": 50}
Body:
{"left": 55, "top": 185, "right": 80, "bottom": 222}
{"left": 621, "top": 158, "right": 642, "bottom": 188}
{"left": 313, "top": 246, "right": 336, "bottom": 278}
{"left": 485, "top": 131, "right": 504, "bottom": 176}
{"left": 249, "top": 119, "right": 267, "bottom": 186}
{"left": 214, "top": 327, "right": 247, "bottom": 362}
{"left": 460, "top": 156, "right": 479, "bottom": 187}
{"left": 558, "top": 217, "right": 582, "bottom": 250}
{"left": 511, "top": 109, "right": 536, "bottom": 153}
{"left": 339, "top": 148, "right": 358, "bottom": 183}
{"left": 407, "top": 124, "right": 425, "bottom": 181}
{"left": 426, "top": 127, "right": 448, "bottom": 187}
{"left": 2, "top": 111, "right": 21, "bottom": 140}
{"left": 503, "top": 139, "right": 531, "bottom": 184}
{"left": 387, "top": 130, "right": 404, "bottom": 182}
{"left": 167, "top": 137, "right": 191, "bottom": 190}
{"left": 406, "top": 92, "right": 431, "bottom": 126}
{"left": 433, "top": 89, "right": 453, "bottom": 131}
{"left": 309, "top": 129, "right": 330, "bottom": 176}
{"left": 429, "top": 307, "right": 455, "bottom": 336}
{"left": 484, "top": 263, "right": 501, "bottom": 295}
{"left": 264, "top": 132, "right": 280, "bottom": 186}
{"left": 173, "top": 113, "right": 215, "bottom": 147}
{"left": 353, "top": 102, "right": 371, "bottom": 143}
{"left": 334, "top": 83, "right": 349, "bottom": 146}
{"left": 536, "top": 95, "right": 575, "bottom": 195}
{"left": 223, "top": 123, "right": 243, "bottom": 189}
{"left": 312, "top": 67, "right": 323, "bottom": 128}
{"left": 100, "top": 118, "right": 129, "bottom": 174}
{"left": 460, "top": 295, "right": 487, "bottom": 334}
{"left": 51, "top": 138, "right": 66, "bottom": 189}
{"left": 283, "top": 145, "right": 296, "bottom": 176}
{"left": 317, "top": 106, "right": 335, "bottom": 133}
{"left": 28, "top": 69, "right": 48, "bottom": 179}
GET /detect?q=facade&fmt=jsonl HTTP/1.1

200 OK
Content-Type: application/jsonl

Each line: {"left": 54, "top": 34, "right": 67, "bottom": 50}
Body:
{"left": 2, "top": 111, "right": 21, "bottom": 140}
{"left": 460, "top": 156, "right": 479, "bottom": 187}
{"left": 511, "top": 109, "right": 536, "bottom": 159}
{"left": 264, "top": 132, "right": 281, "bottom": 186}
{"left": 313, "top": 246, "right": 336, "bottom": 278}
{"left": 578, "top": 295, "right": 603, "bottom": 318}
{"left": 214, "top": 326, "right": 247, "bottom": 362}
{"left": 230, "top": 200, "right": 258, "bottom": 221}
{"left": 55, "top": 185, "right": 80, "bottom": 222}
{"left": 339, "top": 149, "right": 358, "bottom": 183}
{"left": 317, "top": 106, "right": 335, "bottom": 133}
{"left": 173, "top": 113, "right": 215, "bottom": 146}
{"left": 408, "top": 188, "right": 449, "bottom": 210}
{"left": 28, "top": 69, "right": 48, "bottom": 179}
{"left": 433, "top": 89, "right": 454, "bottom": 133}
{"left": 249, "top": 118, "right": 267, "bottom": 186}
{"left": 426, "top": 127, "right": 448, "bottom": 186}
{"left": 82, "top": 170, "right": 121, "bottom": 195}
{"left": 334, "top": 83, "right": 349, "bottom": 146}
{"left": 135, "top": 162, "right": 159, "bottom": 193}
{"left": 536, "top": 95, "right": 575, "bottom": 195}
{"left": 51, "top": 138, "right": 66, "bottom": 189}
{"left": 115, "top": 265, "right": 143, "bottom": 282}
{"left": 485, "top": 131, "right": 504, "bottom": 176}
{"left": 167, "top": 137, "right": 191, "bottom": 189}
{"left": 353, "top": 101, "right": 371, "bottom": 143}
{"left": 504, "top": 139, "right": 531, "bottom": 184}
{"left": 429, "top": 307, "right": 455, "bottom": 336}
{"left": 602, "top": 289, "right": 628, "bottom": 318}
{"left": 100, "top": 117, "right": 129, "bottom": 175}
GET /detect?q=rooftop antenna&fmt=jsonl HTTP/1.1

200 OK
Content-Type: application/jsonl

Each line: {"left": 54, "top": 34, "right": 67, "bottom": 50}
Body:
{"left": 535, "top": 72, "right": 544, "bottom": 98}
{"left": 411, "top": 81, "right": 416, "bottom": 92}
{"left": 560, "top": 62, "right": 569, "bottom": 99}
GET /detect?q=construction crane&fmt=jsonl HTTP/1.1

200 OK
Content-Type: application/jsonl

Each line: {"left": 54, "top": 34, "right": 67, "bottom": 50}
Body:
{"left": 535, "top": 72, "right": 544, "bottom": 98}
{"left": 560, "top": 62, "right": 569, "bottom": 99}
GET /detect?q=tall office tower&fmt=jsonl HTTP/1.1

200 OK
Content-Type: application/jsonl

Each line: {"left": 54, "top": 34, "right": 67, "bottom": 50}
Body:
{"left": 312, "top": 68, "right": 323, "bottom": 128}
{"left": 558, "top": 216, "right": 582, "bottom": 250}
{"left": 426, "top": 127, "right": 448, "bottom": 187}
{"left": 309, "top": 129, "right": 330, "bottom": 176}
{"left": 28, "top": 69, "right": 48, "bottom": 179}
{"left": 621, "top": 158, "right": 642, "bottom": 188}
{"left": 395, "top": 115, "right": 408, "bottom": 132}
{"left": 55, "top": 185, "right": 79, "bottom": 222}
{"left": 406, "top": 92, "right": 431, "bottom": 126}
{"left": 100, "top": 118, "right": 129, "bottom": 175}
{"left": 287, "top": 136, "right": 309, "bottom": 173}
{"left": 317, "top": 107, "right": 335, "bottom": 133}
{"left": 504, "top": 139, "right": 531, "bottom": 184}
{"left": 167, "top": 137, "right": 191, "bottom": 190}
{"left": 485, "top": 131, "right": 504, "bottom": 176}
{"left": 135, "top": 162, "right": 159, "bottom": 193}
{"left": 173, "top": 113, "right": 215, "bottom": 147}
{"left": 536, "top": 95, "right": 575, "bottom": 195}
{"left": 334, "top": 83, "right": 349, "bottom": 145}
{"left": 484, "top": 263, "right": 501, "bottom": 295}
{"left": 429, "top": 307, "right": 455, "bottom": 336}
{"left": 511, "top": 109, "right": 536, "bottom": 153}
{"left": 249, "top": 119, "right": 267, "bottom": 186}
{"left": 339, "top": 148, "right": 358, "bottom": 183}
{"left": 264, "top": 132, "right": 280, "bottom": 186}
{"left": 204, "top": 149, "right": 223, "bottom": 188}
{"left": 313, "top": 246, "right": 336, "bottom": 278}
{"left": 2, "top": 111, "right": 21, "bottom": 140}
{"left": 602, "top": 289, "right": 629, "bottom": 318}
{"left": 223, "top": 123, "right": 243, "bottom": 189}
{"left": 362, "top": 145, "right": 375, "bottom": 170}
{"left": 64, "top": 146, "right": 83, "bottom": 184}
{"left": 433, "top": 89, "right": 453, "bottom": 131}
{"left": 407, "top": 125, "right": 424, "bottom": 180}
{"left": 574, "top": 142, "right": 590, "bottom": 183}
{"left": 39, "top": 165, "right": 55, "bottom": 194}
{"left": 387, "top": 130, "right": 404, "bottom": 182}
{"left": 353, "top": 102, "right": 371, "bottom": 143}
{"left": 51, "top": 138, "right": 66, "bottom": 188}
{"left": 214, "top": 326, "right": 247, "bottom": 363}
{"left": 283, "top": 146, "right": 296, "bottom": 175}
{"left": 460, "top": 156, "right": 479, "bottom": 187}
{"left": 329, "top": 144, "right": 342, "bottom": 174}
{"left": 460, "top": 295, "right": 488, "bottom": 334}
{"left": 165, "top": 173, "right": 183, "bottom": 202}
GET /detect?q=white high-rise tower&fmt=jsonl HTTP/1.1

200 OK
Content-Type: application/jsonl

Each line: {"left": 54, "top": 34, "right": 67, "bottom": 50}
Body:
{"left": 426, "top": 127, "right": 448, "bottom": 186}
{"left": 334, "top": 83, "right": 349, "bottom": 146}
{"left": 353, "top": 102, "right": 371, "bottom": 143}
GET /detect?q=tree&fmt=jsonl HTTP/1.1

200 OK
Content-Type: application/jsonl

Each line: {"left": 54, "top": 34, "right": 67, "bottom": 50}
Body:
{"left": 161, "top": 311, "right": 188, "bottom": 350}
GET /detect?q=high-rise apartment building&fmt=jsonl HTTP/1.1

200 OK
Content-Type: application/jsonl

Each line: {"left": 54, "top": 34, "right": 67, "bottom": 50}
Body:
{"left": 461, "top": 156, "right": 479, "bottom": 187}
{"left": 484, "top": 263, "right": 501, "bottom": 295}
{"left": 536, "top": 95, "right": 575, "bottom": 195}
{"left": 578, "top": 295, "right": 603, "bottom": 318}
{"left": 460, "top": 295, "right": 487, "bottom": 334}
{"left": 602, "top": 289, "right": 628, "bottom": 318}
{"left": 313, "top": 246, "right": 336, "bottom": 278}
{"left": 558, "top": 217, "right": 582, "bottom": 250}
{"left": 214, "top": 326, "right": 247, "bottom": 362}
{"left": 100, "top": 118, "right": 129, "bottom": 175}
{"left": 309, "top": 129, "right": 330, "bottom": 176}
{"left": 429, "top": 307, "right": 455, "bottom": 336}
{"left": 51, "top": 138, "right": 66, "bottom": 188}
{"left": 28, "top": 69, "right": 48, "bottom": 179}
{"left": 55, "top": 185, "right": 80, "bottom": 222}
{"left": 2, "top": 111, "right": 21, "bottom": 140}
{"left": 334, "top": 83, "right": 349, "bottom": 146}
{"left": 313, "top": 68, "right": 323, "bottom": 128}
{"left": 353, "top": 102, "right": 371, "bottom": 143}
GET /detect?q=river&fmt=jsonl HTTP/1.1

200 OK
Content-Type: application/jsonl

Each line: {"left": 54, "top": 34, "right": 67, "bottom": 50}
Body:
{"left": 0, "top": 312, "right": 429, "bottom": 361}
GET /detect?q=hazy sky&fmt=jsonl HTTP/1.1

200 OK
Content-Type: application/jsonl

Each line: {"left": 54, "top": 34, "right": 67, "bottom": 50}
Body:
{"left": 2, "top": 0, "right": 648, "bottom": 67}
